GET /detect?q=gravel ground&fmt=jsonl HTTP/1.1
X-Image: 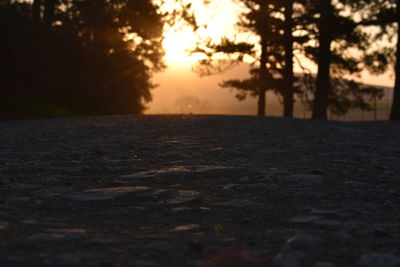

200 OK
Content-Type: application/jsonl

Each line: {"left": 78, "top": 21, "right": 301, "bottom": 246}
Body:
{"left": 0, "top": 115, "right": 400, "bottom": 267}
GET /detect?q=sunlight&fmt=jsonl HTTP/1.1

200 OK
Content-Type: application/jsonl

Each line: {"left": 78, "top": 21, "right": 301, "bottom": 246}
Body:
{"left": 163, "top": 26, "right": 203, "bottom": 66}
{"left": 161, "top": 0, "right": 240, "bottom": 68}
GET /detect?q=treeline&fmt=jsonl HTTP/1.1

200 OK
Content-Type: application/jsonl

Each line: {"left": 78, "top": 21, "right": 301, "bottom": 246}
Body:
{"left": 0, "top": 0, "right": 164, "bottom": 119}
{"left": 191, "top": 0, "right": 400, "bottom": 120}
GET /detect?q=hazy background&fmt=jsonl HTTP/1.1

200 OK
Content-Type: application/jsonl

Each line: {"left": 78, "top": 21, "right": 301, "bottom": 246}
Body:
{"left": 147, "top": 63, "right": 395, "bottom": 120}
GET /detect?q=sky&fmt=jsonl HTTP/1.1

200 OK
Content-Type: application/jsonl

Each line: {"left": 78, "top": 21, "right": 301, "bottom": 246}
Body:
{"left": 146, "top": 0, "right": 395, "bottom": 115}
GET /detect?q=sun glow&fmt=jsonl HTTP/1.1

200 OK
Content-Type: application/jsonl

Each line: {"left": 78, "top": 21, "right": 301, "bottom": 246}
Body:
{"left": 162, "top": 26, "right": 204, "bottom": 66}
{"left": 161, "top": 0, "right": 240, "bottom": 68}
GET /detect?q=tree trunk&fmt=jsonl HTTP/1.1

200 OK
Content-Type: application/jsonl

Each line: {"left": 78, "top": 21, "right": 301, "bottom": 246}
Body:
{"left": 283, "top": 0, "right": 294, "bottom": 118}
{"left": 258, "top": 36, "right": 268, "bottom": 117}
{"left": 32, "top": 0, "right": 42, "bottom": 21}
{"left": 44, "top": 0, "right": 56, "bottom": 25}
{"left": 312, "top": 0, "right": 333, "bottom": 120}
{"left": 390, "top": 0, "right": 400, "bottom": 120}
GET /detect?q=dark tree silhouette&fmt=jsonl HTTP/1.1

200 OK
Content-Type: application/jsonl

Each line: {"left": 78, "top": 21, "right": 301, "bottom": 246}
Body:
{"left": 283, "top": 0, "right": 295, "bottom": 118}
{"left": 312, "top": 0, "right": 333, "bottom": 119}
{"left": 394, "top": 0, "right": 400, "bottom": 120}
{"left": 189, "top": 0, "right": 309, "bottom": 117}
{"left": 0, "top": 0, "right": 165, "bottom": 119}
{"left": 337, "top": 0, "right": 399, "bottom": 120}
{"left": 297, "top": 0, "right": 386, "bottom": 119}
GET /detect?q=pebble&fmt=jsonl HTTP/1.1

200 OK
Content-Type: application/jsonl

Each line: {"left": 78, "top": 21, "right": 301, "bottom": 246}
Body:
{"left": 0, "top": 221, "right": 9, "bottom": 230}
{"left": 289, "top": 215, "right": 322, "bottom": 223}
{"left": 170, "top": 224, "right": 200, "bottom": 232}
{"left": 146, "top": 241, "right": 172, "bottom": 251}
{"left": 7, "top": 183, "right": 40, "bottom": 190}
{"left": 238, "top": 176, "right": 250, "bottom": 183}
{"left": 312, "top": 219, "right": 342, "bottom": 227}
{"left": 314, "top": 262, "right": 336, "bottom": 267}
{"left": 293, "top": 191, "right": 323, "bottom": 199}
{"left": 7, "top": 197, "right": 31, "bottom": 206}
{"left": 281, "top": 175, "right": 324, "bottom": 186}
{"left": 335, "top": 230, "right": 352, "bottom": 241}
{"left": 34, "top": 187, "right": 72, "bottom": 198}
{"left": 27, "top": 229, "right": 86, "bottom": 242}
{"left": 224, "top": 199, "right": 259, "bottom": 208}
{"left": 157, "top": 151, "right": 190, "bottom": 160}
{"left": 45, "top": 255, "right": 86, "bottom": 266}
{"left": 248, "top": 183, "right": 277, "bottom": 190}
{"left": 357, "top": 252, "right": 400, "bottom": 267}
{"left": 127, "top": 260, "right": 162, "bottom": 267}
{"left": 272, "top": 251, "right": 305, "bottom": 267}
{"left": 284, "top": 233, "right": 322, "bottom": 251}
{"left": 65, "top": 186, "right": 152, "bottom": 201}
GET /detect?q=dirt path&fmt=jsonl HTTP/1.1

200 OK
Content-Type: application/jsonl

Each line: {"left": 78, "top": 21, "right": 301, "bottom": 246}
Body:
{"left": 1, "top": 115, "right": 400, "bottom": 267}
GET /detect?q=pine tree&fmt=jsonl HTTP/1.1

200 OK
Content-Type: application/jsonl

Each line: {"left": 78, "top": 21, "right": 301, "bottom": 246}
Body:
{"left": 301, "top": 0, "right": 385, "bottom": 119}
{"left": 191, "top": 0, "right": 309, "bottom": 117}
{"left": 341, "top": 0, "right": 398, "bottom": 120}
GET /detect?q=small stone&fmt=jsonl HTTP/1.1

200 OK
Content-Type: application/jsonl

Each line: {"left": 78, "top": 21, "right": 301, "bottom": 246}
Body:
{"left": 312, "top": 219, "right": 342, "bottom": 227}
{"left": 314, "top": 262, "right": 336, "bottom": 267}
{"left": 357, "top": 252, "right": 400, "bottom": 267}
{"left": 65, "top": 186, "right": 152, "bottom": 201}
{"left": 284, "top": 233, "right": 322, "bottom": 251}
{"left": 27, "top": 233, "right": 68, "bottom": 242}
{"left": 222, "top": 184, "right": 239, "bottom": 190}
{"left": 187, "top": 239, "right": 204, "bottom": 252}
{"left": 248, "top": 183, "right": 275, "bottom": 190}
{"left": 8, "top": 197, "right": 31, "bottom": 206}
{"left": 194, "top": 165, "right": 247, "bottom": 177}
{"left": 34, "top": 187, "right": 72, "bottom": 199}
{"left": 22, "top": 221, "right": 68, "bottom": 228}
{"left": 293, "top": 191, "right": 322, "bottom": 199}
{"left": 289, "top": 215, "right": 322, "bottom": 223}
{"left": 7, "top": 183, "right": 40, "bottom": 190}
{"left": 374, "top": 226, "right": 388, "bottom": 237}
{"left": 282, "top": 175, "right": 324, "bottom": 186}
{"left": 335, "top": 230, "right": 351, "bottom": 241}
{"left": 146, "top": 241, "right": 172, "bottom": 251}
{"left": 239, "top": 176, "right": 250, "bottom": 183}
{"left": 0, "top": 178, "right": 10, "bottom": 185}
{"left": 127, "top": 260, "right": 161, "bottom": 267}
{"left": 27, "top": 229, "right": 86, "bottom": 242}
{"left": 170, "top": 224, "right": 200, "bottom": 232}
{"left": 345, "top": 221, "right": 367, "bottom": 229}
{"left": 0, "top": 221, "right": 9, "bottom": 230}
{"left": 157, "top": 151, "right": 189, "bottom": 160}
{"left": 272, "top": 251, "right": 305, "bottom": 267}
{"left": 185, "top": 260, "right": 208, "bottom": 267}
{"left": 45, "top": 255, "right": 85, "bottom": 266}
{"left": 225, "top": 199, "right": 258, "bottom": 208}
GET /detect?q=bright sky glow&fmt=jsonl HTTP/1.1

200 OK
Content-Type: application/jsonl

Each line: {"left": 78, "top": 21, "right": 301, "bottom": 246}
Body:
{"left": 161, "top": 0, "right": 240, "bottom": 68}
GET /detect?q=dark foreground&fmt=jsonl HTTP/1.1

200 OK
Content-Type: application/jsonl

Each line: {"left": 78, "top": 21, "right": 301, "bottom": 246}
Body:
{"left": 1, "top": 115, "right": 400, "bottom": 267}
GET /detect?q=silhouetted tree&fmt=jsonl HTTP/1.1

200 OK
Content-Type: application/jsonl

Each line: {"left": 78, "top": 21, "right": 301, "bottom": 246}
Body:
{"left": 0, "top": 0, "right": 165, "bottom": 119}
{"left": 393, "top": 0, "right": 400, "bottom": 120}
{"left": 283, "top": 0, "right": 295, "bottom": 117}
{"left": 312, "top": 0, "right": 333, "bottom": 119}
{"left": 32, "top": 0, "right": 41, "bottom": 21}
{"left": 360, "top": 0, "right": 400, "bottom": 120}
{"left": 333, "top": 0, "right": 399, "bottom": 120}
{"left": 295, "top": 0, "right": 385, "bottom": 119}
{"left": 189, "top": 0, "right": 309, "bottom": 117}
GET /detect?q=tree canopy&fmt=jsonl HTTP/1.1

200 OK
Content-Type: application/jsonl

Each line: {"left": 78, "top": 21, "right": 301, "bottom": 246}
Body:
{"left": 187, "top": 0, "right": 395, "bottom": 119}
{"left": 0, "top": 0, "right": 165, "bottom": 119}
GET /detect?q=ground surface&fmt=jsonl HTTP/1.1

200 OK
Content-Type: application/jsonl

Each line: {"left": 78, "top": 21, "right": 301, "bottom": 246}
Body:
{"left": 0, "top": 115, "right": 400, "bottom": 267}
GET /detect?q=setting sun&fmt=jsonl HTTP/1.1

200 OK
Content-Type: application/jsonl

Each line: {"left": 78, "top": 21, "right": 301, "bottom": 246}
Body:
{"left": 160, "top": 0, "right": 240, "bottom": 68}
{"left": 162, "top": 26, "right": 202, "bottom": 65}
